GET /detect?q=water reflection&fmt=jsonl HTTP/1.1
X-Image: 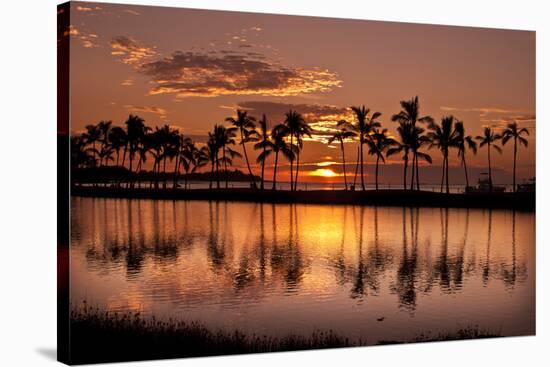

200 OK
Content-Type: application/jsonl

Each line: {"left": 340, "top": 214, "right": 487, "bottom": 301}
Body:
{"left": 71, "top": 198, "right": 535, "bottom": 342}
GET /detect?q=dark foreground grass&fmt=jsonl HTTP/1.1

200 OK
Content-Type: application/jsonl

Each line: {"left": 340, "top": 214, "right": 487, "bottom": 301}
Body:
{"left": 67, "top": 307, "right": 501, "bottom": 364}
{"left": 69, "top": 308, "right": 354, "bottom": 364}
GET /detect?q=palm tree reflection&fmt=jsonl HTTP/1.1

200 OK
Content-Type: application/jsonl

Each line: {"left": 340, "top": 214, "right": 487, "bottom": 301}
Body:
{"left": 482, "top": 209, "right": 493, "bottom": 286}
{"left": 392, "top": 207, "right": 419, "bottom": 312}
{"left": 75, "top": 199, "right": 529, "bottom": 310}
{"left": 207, "top": 201, "right": 226, "bottom": 271}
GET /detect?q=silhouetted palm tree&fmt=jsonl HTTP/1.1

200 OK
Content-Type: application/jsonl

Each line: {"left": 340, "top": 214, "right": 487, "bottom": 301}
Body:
{"left": 476, "top": 127, "right": 502, "bottom": 191}
{"left": 270, "top": 124, "right": 295, "bottom": 190}
{"left": 454, "top": 121, "right": 477, "bottom": 189}
{"left": 178, "top": 137, "right": 196, "bottom": 189}
{"left": 71, "top": 135, "right": 96, "bottom": 169}
{"left": 98, "top": 144, "right": 115, "bottom": 169}
{"left": 202, "top": 133, "right": 219, "bottom": 190}
{"left": 226, "top": 110, "right": 258, "bottom": 189}
{"left": 108, "top": 126, "right": 127, "bottom": 167}
{"left": 172, "top": 132, "right": 184, "bottom": 189}
{"left": 214, "top": 125, "right": 240, "bottom": 188}
{"left": 97, "top": 120, "right": 112, "bottom": 166}
{"left": 387, "top": 121, "right": 413, "bottom": 190}
{"left": 284, "top": 110, "right": 310, "bottom": 191}
{"left": 427, "top": 115, "right": 460, "bottom": 194}
{"left": 350, "top": 106, "right": 381, "bottom": 190}
{"left": 148, "top": 128, "right": 164, "bottom": 188}
{"left": 392, "top": 96, "right": 433, "bottom": 190}
{"left": 501, "top": 121, "right": 529, "bottom": 192}
{"left": 367, "top": 128, "right": 396, "bottom": 190}
{"left": 124, "top": 114, "right": 147, "bottom": 187}
{"left": 254, "top": 114, "right": 274, "bottom": 190}
{"left": 83, "top": 123, "right": 101, "bottom": 166}
{"left": 328, "top": 122, "right": 356, "bottom": 190}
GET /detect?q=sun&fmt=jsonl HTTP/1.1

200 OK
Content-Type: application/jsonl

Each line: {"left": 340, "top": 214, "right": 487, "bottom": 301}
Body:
{"left": 309, "top": 168, "right": 339, "bottom": 178}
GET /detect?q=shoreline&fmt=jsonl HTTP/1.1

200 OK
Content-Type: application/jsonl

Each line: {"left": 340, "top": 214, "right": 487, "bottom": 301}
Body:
{"left": 68, "top": 307, "right": 502, "bottom": 364}
{"left": 71, "top": 186, "right": 535, "bottom": 211}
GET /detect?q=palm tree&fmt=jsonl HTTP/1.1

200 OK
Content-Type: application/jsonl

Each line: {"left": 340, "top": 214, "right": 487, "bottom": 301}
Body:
{"left": 254, "top": 114, "right": 274, "bottom": 190}
{"left": 329, "top": 121, "right": 357, "bottom": 190}
{"left": 501, "top": 121, "right": 529, "bottom": 192}
{"left": 387, "top": 121, "right": 413, "bottom": 190}
{"left": 214, "top": 125, "right": 240, "bottom": 188}
{"left": 97, "top": 120, "right": 112, "bottom": 166}
{"left": 108, "top": 126, "right": 127, "bottom": 167}
{"left": 158, "top": 125, "right": 180, "bottom": 189}
{"left": 178, "top": 138, "right": 199, "bottom": 189}
{"left": 172, "top": 132, "right": 185, "bottom": 189}
{"left": 124, "top": 114, "right": 147, "bottom": 187}
{"left": 97, "top": 144, "right": 115, "bottom": 169}
{"left": 148, "top": 128, "right": 164, "bottom": 188}
{"left": 71, "top": 135, "right": 96, "bottom": 169}
{"left": 427, "top": 115, "right": 460, "bottom": 194}
{"left": 350, "top": 106, "right": 381, "bottom": 190}
{"left": 454, "top": 121, "right": 477, "bottom": 189}
{"left": 270, "top": 124, "right": 295, "bottom": 190}
{"left": 392, "top": 96, "right": 433, "bottom": 190}
{"left": 202, "top": 132, "right": 219, "bottom": 189}
{"left": 476, "top": 127, "right": 502, "bottom": 191}
{"left": 135, "top": 131, "right": 150, "bottom": 172}
{"left": 284, "top": 110, "right": 310, "bottom": 191}
{"left": 367, "top": 129, "right": 396, "bottom": 190}
{"left": 82, "top": 123, "right": 101, "bottom": 166}
{"left": 226, "top": 110, "right": 258, "bottom": 189}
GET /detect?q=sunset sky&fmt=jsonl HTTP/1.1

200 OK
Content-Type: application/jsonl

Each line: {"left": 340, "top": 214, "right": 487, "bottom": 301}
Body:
{"left": 67, "top": 1, "right": 536, "bottom": 185}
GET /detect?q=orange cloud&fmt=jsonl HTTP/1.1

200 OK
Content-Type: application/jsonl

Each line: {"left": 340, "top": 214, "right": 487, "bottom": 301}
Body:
{"left": 64, "top": 25, "right": 99, "bottom": 48}
{"left": 111, "top": 36, "right": 157, "bottom": 65}
{"left": 124, "top": 105, "right": 168, "bottom": 119}
{"left": 138, "top": 50, "right": 341, "bottom": 98}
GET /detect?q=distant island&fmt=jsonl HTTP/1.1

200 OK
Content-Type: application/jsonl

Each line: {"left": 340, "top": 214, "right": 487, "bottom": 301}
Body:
{"left": 72, "top": 166, "right": 260, "bottom": 185}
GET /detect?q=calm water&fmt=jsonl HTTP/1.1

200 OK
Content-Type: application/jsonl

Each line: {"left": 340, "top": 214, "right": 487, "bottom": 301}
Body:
{"left": 70, "top": 197, "right": 535, "bottom": 343}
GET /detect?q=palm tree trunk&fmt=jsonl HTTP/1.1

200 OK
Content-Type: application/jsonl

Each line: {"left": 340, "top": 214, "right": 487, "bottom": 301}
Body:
{"left": 272, "top": 151, "right": 279, "bottom": 190}
{"left": 128, "top": 147, "right": 133, "bottom": 189}
{"left": 462, "top": 154, "right": 469, "bottom": 189}
{"left": 375, "top": 155, "right": 380, "bottom": 190}
{"left": 513, "top": 138, "right": 517, "bottom": 192}
{"left": 150, "top": 161, "right": 156, "bottom": 189}
{"left": 155, "top": 159, "right": 161, "bottom": 189}
{"left": 261, "top": 145, "right": 266, "bottom": 190}
{"left": 360, "top": 135, "right": 365, "bottom": 191}
{"left": 240, "top": 131, "right": 257, "bottom": 189}
{"left": 224, "top": 148, "right": 228, "bottom": 189}
{"left": 209, "top": 161, "right": 214, "bottom": 189}
{"left": 216, "top": 153, "right": 220, "bottom": 189}
{"left": 403, "top": 154, "right": 408, "bottom": 190}
{"left": 290, "top": 133, "right": 294, "bottom": 191}
{"left": 410, "top": 152, "right": 416, "bottom": 190}
{"left": 173, "top": 153, "right": 179, "bottom": 190}
{"left": 341, "top": 140, "right": 347, "bottom": 190}
{"left": 184, "top": 169, "right": 189, "bottom": 190}
{"left": 294, "top": 150, "right": 300, "bottom": 191}
{"left": 162, "top": 157, "right": 167, "bottom": 189}
{"left": 445, "top": 151, "right": 450, "bottom": 194}
{"left": 121, "top": 145, "right": 127, "bottom": 168}
{"left": 488, "top": 143, "right": 493, "bottom": 192}
{"left": 416, "top": 154, "right": 420, "bottom": 191}
{"left": 440, "top": 155, "right": 445, "bottom": 193}
{"left": 353, "top": 146, "right": 360, "bottom": 188}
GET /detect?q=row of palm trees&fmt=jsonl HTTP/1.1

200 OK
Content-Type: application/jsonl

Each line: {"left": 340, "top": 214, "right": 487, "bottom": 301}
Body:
{"left": 72, "top": 96, "right": 530, "bottom": 193}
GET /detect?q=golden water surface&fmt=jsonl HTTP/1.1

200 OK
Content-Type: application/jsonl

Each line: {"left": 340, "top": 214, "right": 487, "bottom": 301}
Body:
{"left": 70, "top": 197, "right": 535, "bottom": 343}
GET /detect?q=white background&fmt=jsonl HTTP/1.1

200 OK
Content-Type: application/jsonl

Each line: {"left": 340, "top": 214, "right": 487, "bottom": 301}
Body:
{"left": 0, "top": 0, "right": 548, "bottom": 365}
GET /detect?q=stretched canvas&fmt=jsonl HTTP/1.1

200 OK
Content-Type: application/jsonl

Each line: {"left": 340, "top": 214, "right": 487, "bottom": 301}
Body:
{"left": 58, "top": 1, "right": 536, "bottom": 364}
